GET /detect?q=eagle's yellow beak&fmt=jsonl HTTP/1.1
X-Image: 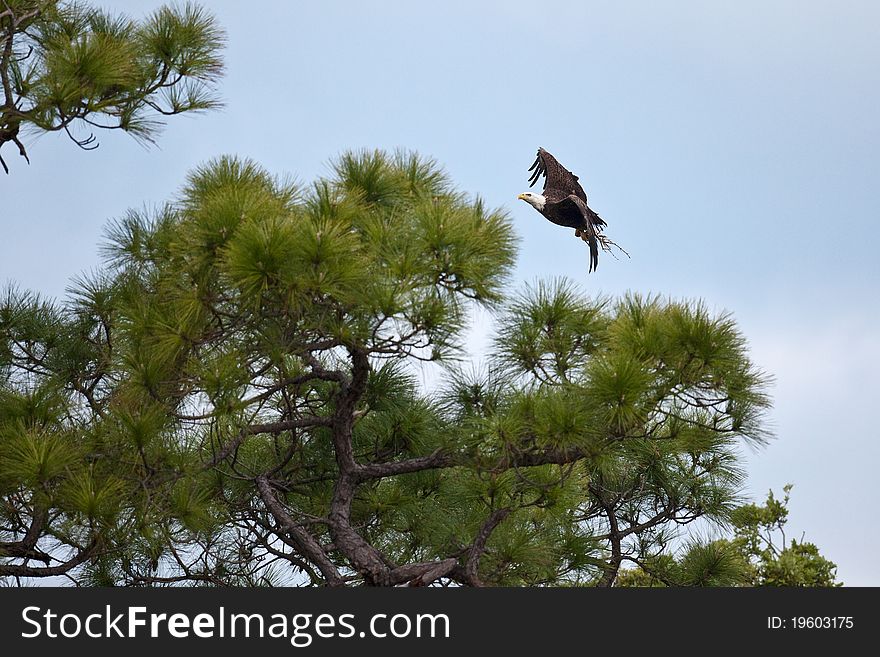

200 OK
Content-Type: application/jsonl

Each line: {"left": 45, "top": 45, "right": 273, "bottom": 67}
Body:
{"left": 517, "top": 193, "right": 527, "bottom": 200}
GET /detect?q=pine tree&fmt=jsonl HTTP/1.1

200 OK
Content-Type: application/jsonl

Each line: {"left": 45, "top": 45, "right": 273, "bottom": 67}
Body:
{"left": 0, "top": 0, "right": 224, "bottom": 173}
{"left": 2, "top": 150, "right": 839, "bottom": 587}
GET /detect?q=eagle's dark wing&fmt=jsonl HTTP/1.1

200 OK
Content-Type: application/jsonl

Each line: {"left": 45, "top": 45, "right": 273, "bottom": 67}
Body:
{"left": 562, "top": 194, "right": 599, "bottom": 273}
{"left": 528, "top": 147, "right": 588, "bottom": 203}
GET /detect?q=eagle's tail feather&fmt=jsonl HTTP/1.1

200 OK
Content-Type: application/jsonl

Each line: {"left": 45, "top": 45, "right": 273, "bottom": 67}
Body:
{"left": 575, "top": 227, "right": 600, "bottom": 273}
{"left": 586, "top": 207, "right": 604, "bottom": 271}
{"left": 587, "top": 231, "right": 599, "bottom": 273}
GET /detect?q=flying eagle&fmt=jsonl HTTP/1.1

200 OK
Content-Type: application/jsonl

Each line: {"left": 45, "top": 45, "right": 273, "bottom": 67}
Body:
{"left": 518, "top": 148, "right": 608, "bottom": 272}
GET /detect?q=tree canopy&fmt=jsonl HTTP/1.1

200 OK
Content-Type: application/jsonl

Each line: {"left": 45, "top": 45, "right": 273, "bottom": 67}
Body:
{"left": 0, "top": 0, "right": 224, "bottom": 172}
{"left": 1, "top": 149, "right": 838, "bottom": 586}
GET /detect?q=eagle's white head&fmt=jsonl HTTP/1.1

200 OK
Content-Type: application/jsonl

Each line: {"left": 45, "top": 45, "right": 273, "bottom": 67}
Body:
{"left": 517, "top": 192, "right": 546, "bottom": 211}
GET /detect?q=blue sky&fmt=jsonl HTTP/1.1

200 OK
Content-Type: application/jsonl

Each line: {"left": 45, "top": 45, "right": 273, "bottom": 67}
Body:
{"left": 3, "top": 0, "right": 879, "bottom": 584}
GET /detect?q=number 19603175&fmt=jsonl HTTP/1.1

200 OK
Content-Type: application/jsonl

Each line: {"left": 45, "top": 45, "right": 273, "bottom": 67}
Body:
{"left": 768, "top": 616, "right": 853, "bottom": 629}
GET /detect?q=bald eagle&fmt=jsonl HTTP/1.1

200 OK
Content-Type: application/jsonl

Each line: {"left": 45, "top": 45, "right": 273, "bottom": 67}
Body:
{"left": 518, "top": 148, "right": 608, "bottom": 273}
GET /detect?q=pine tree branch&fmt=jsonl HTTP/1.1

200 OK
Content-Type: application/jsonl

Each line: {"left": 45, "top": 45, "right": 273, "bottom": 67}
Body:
{"left": 0, "top": 539, "right": 98, "bottom": 578}
{"left": 592, "top": 483, "right": 623, "bottom": 587}
{"left": 324, "top": 345, "right": 402, "bottom": 585}
{"left": 256, "top": 474, "right": 344, "bottom": 587}
{"left": 355, "top": 449, "right": 456, "bottom": 480}
{"left": 0, "top": 505, "right": 50, "bottom": 563}
{"left": 460, "top": 507, "right": 512, "bottom": 586}
{"left": 390, "top": 558, "right": 458, "bottom": 587}
{"left": 203, "top": 415, "right": 332, "bottom": 470}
